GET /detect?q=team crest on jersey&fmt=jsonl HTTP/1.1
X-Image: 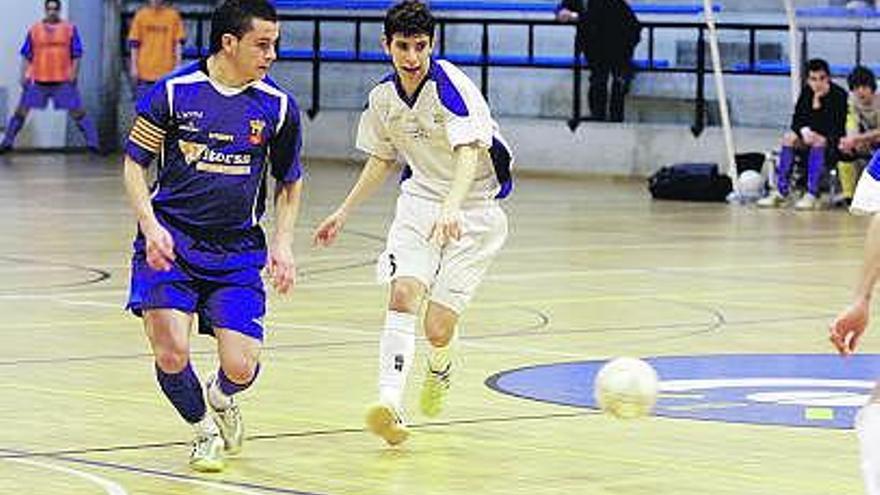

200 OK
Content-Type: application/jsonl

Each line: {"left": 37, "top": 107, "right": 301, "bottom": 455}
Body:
{"left": 178, "top": 140, "right": 208, "bottom": 165}
{"left": 248, "top": 119, "right": 266, "bottom": 145}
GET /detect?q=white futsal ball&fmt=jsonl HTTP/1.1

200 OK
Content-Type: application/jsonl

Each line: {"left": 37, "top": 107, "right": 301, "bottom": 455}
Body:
{"left": 594, "top": 357, "right": 659, "bottom": 419}
{"left": 736, "top": 170, "right": 765, "bottom": 200}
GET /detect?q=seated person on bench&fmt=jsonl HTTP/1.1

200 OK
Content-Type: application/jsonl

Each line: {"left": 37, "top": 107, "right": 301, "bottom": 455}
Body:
{"left": 758, "top": 58, "right": 847, "bottom": 210}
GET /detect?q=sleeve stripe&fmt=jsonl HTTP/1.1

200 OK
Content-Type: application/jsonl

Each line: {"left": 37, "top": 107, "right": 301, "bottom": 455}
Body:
{"left": 134, "top": 117, "right": 165, "bottom": 138}
{"left": 129, "top": 131, "right": 162, "bottom": 153}
{"left": 132, "top": 123, "right": 164, "bottom": 143}
{"left": 130, "top": 124, "right": 163, "bottom": 145}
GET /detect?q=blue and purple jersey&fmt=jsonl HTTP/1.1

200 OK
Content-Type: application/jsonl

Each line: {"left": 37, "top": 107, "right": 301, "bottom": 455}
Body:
{"left": 125, "top": 60, "right": 303, "bottom": 240}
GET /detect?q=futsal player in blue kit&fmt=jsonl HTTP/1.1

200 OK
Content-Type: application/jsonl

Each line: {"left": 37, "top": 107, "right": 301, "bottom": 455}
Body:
{"left": 122, "top": 0, "right": 302, "bottom": 472}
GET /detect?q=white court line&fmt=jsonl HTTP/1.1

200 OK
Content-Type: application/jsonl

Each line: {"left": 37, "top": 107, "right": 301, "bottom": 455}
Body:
{"left": 7, "top": 455, "right": 266, "bottom": 495}
{"left": 5, "top": 457, "right": 128, "bottom": 495}
{"left": 269, "top": 321, "right": 585, "bottom": 359}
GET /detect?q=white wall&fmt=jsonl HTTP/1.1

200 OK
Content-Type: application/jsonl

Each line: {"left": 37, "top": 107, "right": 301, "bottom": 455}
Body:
{"left": 0, "top": 0, "right": 68, "bottom": 148}
{"left": 301, "top": 110, "right": 781, "bottom": 178}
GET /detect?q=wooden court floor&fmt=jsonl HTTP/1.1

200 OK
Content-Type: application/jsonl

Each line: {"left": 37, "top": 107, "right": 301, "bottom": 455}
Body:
{"left": 0, "top": 152, "right": 872, "bottom": 494}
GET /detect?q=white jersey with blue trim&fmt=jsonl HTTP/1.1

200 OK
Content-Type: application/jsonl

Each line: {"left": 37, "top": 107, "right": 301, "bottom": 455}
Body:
{"left": 357, "top": 59, "right": 513, "bottom": 204}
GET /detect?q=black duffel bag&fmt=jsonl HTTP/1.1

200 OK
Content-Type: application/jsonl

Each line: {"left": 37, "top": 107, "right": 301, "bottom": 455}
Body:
{"left": 648, "top": 163, "right": 732, "bottom": 202}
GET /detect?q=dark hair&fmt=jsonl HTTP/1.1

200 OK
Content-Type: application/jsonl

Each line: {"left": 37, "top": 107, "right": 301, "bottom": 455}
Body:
{"left": 209, "top": 0, "right": 277, "bottom": 54}
{"left": 848, "top": 65, "right": 877, "bottom": 92}
{"left": 384, "top": 1, "right": 435, "bottom": 40}
{"left": 806, "top": 58, "right": 830, "bottom": 76}
{"left": 46, "top": 0, "right": 60, "bottom": 8}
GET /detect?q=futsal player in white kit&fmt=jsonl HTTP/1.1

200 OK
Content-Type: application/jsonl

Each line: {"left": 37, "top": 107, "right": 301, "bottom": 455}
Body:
{"left": 831, "top": 151, "right": 880, "bottom": 493}
{"left": 312, "top": 0, "right": 513, "bottom": 445}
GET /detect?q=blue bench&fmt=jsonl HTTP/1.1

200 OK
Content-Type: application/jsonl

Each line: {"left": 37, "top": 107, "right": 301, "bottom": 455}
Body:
{"left": 796, "top": 6, "right": 880, "bottom": 17}
{"left": 731, "top": 61, "right": 880, "bottom": 77}
{"left": 184, "top": 46, "right": 670, "bottom": 68}
{"left": 182, "top": 47, "right": 669, "bottom": 69}
{"left": 273, "top": 1, "right": 720, "bottom": 14}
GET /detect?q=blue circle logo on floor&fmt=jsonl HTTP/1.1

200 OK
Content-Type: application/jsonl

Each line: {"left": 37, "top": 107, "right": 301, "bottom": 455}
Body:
{"left": 486, "top": 354, "right": 880, "bottom": 429}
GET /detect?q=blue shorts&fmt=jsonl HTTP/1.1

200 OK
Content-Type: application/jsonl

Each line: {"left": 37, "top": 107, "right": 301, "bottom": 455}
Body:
{"left": 20, "top": 82, "right": 83, "bottom": 110}
{"left": 126, "top": 218, "right": 268, "bottom": 340}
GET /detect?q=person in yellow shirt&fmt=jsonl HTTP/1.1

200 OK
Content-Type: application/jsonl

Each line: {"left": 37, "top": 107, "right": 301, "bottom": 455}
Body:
{"left": 838, "top": 66, "right": 880, "bottom": 205}
{"left": 128, "top": 0, "right": 185, "bottom": 103}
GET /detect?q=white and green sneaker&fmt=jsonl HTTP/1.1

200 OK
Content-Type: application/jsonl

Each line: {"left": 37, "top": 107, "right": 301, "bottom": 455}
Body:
{"left": 189, "top": 431, "right": 225, "bottom": 472}
{"left": 207, "top": 375, "right": 244, "bottom": 455}
{"left": 756, "top": 190, "right": 787, "bottom": 208}
{"left": 365, "top": 403, "right": 410, "bottom": 446}
{"left": 419, "top": 363, "right": 451, "bottom": 418}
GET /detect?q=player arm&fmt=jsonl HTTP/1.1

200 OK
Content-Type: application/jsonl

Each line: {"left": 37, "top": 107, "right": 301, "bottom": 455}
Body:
{"left": 123, "top": 155, "right": 161, "bottom": 234}
{"left": 70, "top": 27, "right": 83, "bottom": 82}
{"left": 443, "top": 144, "right": 480, "bottom": 214}
{"left": 792, "top": 91, "right": 811, "bottom": 136}
{"left": 337, "top": 155, "right": 397, "bottom": 217}
{"left": 272, "top": 179, "right": 302, "bottom": 247}
{"left": 854, "top": 214, "right": 880, "bottom": 305}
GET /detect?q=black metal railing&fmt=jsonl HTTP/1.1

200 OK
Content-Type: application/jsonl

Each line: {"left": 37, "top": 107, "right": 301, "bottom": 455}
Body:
{"left": 120, "top": 11, "right": 880, "bottom": 135}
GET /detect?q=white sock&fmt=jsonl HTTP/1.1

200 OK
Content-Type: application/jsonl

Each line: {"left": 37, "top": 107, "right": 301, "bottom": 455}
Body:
{"left": 192, "top": 415, "right": 219, "bottom": 436}
{"left": 857, "top": 402, "right": 880, "bottom": 495}
{"left": 207, "top": 376, "right": 233, "bottom": 411}
{"left": 378, "top": 310, "right": 416, "bottom": 409}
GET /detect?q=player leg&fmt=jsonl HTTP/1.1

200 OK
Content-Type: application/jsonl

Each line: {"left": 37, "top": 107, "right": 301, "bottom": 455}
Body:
{"left": 420, "top": 204, "right": 509, "bottom": 418}
{"left": 59, "top": 83, "right": 99, "bottom": 152}
{"left": 366, "top": 276, "right": 426, "bottom": 446}
{"left": 367, "top": 195, "right": 438, "bottom": 445}
{"left": 609, "top": 60, "right": 633, "bottom": 123}
{"left": 759, "top": 131, "right": 800, "bottom": 207}
{"left": 588, "top": 61, "right": 610, "bottom": 121}
{"left": 0, "top": 83, "right": 44, "bottom": 151}
{"left": 129, "top": 249, "right": 223, "bottom": 472}
{"left": 796, "top": 134, "right": 828, "bottom": 210}
{"left": 857, "top": 384, "right": 880, "bottom": 495}
{"left": 144, "top": 307, "right": 224, "bottom": 472}
{"left": 202, "top": 284, "right": 266, "bottom": 456}
{"left": 419, "top": 301, "right": 458, "bottom": 418}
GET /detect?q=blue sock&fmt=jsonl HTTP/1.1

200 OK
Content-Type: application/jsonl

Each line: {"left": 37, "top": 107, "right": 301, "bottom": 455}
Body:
{"left": 776, "top": 145, "right": 794, "bottom": 196}
{"left": 218, "top": 362, "right": 261, "bottom": 396}
{"left": 155, "top": 362, "right": 206, "bottom": 424}
{"left": 2, "top": 115, "right": 24, "bottom": 148}
{"left": 74, "top": 114, "right": 99, "bottom": 150}
{"left": 807, "top": 146, "right": 825, "bottom": 196}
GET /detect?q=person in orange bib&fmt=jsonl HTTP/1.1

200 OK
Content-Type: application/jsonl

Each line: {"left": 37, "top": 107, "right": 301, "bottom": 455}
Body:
{"left": 128, "top": 0, "right": 186, "bottom": 103}
{"left": 0, "top": 0, "right": 99, "bottom": 153}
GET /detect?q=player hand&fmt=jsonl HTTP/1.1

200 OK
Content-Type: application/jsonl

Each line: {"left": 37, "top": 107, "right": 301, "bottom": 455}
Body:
{"left": 829, "top": 299, "right": 870, "bottom": 356}
{"left": 312, "top": 209, "right": 347, "bottom": 247}
{"left": 429, "top": 208, "right": 463, "bottom": 247}
{"left": 142, "top": 221, "right": 175, "bottom": 272}
{"left": 801, "top": 128, "right": 816, "bottom": 145}
{"left": 268, "top": 238, "right": 296, "bottom": 295}
{"left": 839, "top": 136, "right": 857, "bottom": 153}
{"left": 556, "top": 8, "right": 579, "bottom": 22}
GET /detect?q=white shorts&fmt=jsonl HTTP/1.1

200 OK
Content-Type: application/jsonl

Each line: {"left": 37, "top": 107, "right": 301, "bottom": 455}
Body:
{"left": 377, "top": 194, "right": 508, "bottom": 314}
{"left": 851, "top": 169, "right": 880, "bottom": 215}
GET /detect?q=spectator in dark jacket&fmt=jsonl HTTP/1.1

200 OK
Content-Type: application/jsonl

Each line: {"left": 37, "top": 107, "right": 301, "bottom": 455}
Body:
{"left": 758, "top": 58, "right": 848, "bottom": 210}
{"left": 557, "top": 0, "right": 641, "bottom": 122}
